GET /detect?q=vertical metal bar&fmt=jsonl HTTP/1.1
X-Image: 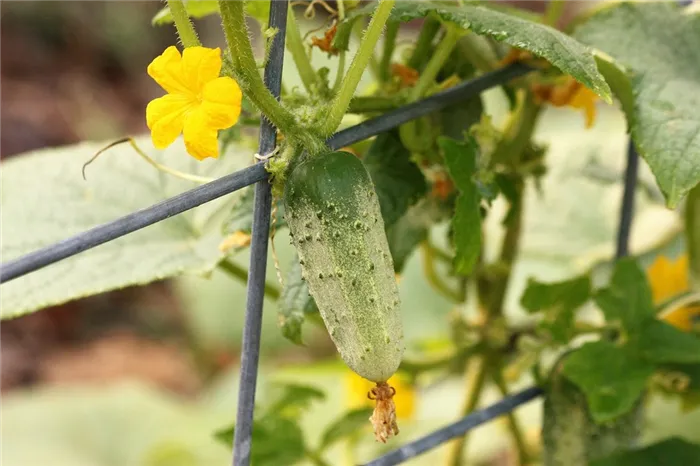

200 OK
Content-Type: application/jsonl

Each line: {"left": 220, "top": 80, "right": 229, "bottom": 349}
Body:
{"left": 615, "top": 141, "right": 639, "bottom": 258}
{"left": 232, "top": 2, "right": 288, "bottom": 465}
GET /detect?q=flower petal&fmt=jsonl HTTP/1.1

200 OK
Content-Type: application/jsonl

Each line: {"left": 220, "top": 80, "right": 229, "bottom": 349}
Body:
{"left": 201, "top": 77, "right": 242, "bottom": 129}
{"left": 146, "top": 94, "right": 192, "bottom": 149}
{"left": 183, "top": 107, "right": 219, "bottom": 160}
{"left": 181, "top": 46, "right": 222, "bottom": 93}
{"left": 147, "top": 46, "right": 191, "bottom": 95}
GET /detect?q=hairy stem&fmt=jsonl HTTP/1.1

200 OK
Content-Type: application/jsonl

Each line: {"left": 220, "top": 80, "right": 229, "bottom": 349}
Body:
{"left": 347, "top": 95, "right": 398, "bottom": 113}
{"left": 446, "top": 356, "right": 489, "bottom": 466}
{"left": 286, "top": 6, "right": 319, "bottom": 93}
{"left": 379, "top": 21, "right": 399, "bottom": 82}
{"left": 317, "top": 0, "right": 395, "bottom": 136}
{"left": 422, "top": 242, "right": 463, "bottom": 303}
{"left": 407, "top": 16, "right": 440, "bottom": 70}
{"left": 218, "top": 259, "right": 281, "bottom": 300}
{"left": 333, "top": 51, "right": 347, "bottom": 93}
{"left": 409, "top": 24, "right": 461, "bottom": 101}
{"left": 218, "top": 1, "right": 300, "bottom": 138}
{"left": 167, "top": 0, "right": 201, "bottom": 47}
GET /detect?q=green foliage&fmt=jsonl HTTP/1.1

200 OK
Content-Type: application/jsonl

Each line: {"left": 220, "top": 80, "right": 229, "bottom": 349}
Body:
{"left": 441, "top": 136, "right": 482, "bottom": 275}
{"left": 574, "top": 2, "right": 700, "bottom": 208}
{"left": 362, "top": 131, "right": 427, "bottom": 228}
{"left": 687, "top": 184, "right": 700, "bottom": 287}
{"left": 336, "top": 1, "right": 612, "bottom": 101}
{"left": 591, "top": 437, "right": 700, "bottom": 466}
{"left": 0, "top": 137, "right": 244, "bottom": 319}
{"left": 637, "top": 320, "right": 700, "bottom": 364}
{"left": 561, "top": 341, "right": 654, "bottom": 424}
{"left": 278, "top": 255, "right": 319, "bottom": 345}
{"left": 319, "top": 408, "right": 374, "bottom": 450}
{"left": 152, "top": 1, "right": 220, "bottom": 26}
{"left": 520, "top": 275, "right": 591, "bottom": 343}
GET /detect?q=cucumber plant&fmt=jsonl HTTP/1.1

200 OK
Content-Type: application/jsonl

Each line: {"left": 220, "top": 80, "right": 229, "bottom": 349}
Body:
{"left": 4, "top": 0, "right": 700, "bottom": 464}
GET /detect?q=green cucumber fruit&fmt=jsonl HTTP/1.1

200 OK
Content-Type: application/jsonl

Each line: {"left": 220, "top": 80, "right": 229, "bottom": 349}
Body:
{"left": 284, "top": 151, "right": 404, "bottom": 382}
{"left": 543, "top": 353, "right": 643, "bottom": 466}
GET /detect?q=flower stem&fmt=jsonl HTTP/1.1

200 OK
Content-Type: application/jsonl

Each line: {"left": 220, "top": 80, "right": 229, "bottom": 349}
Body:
{"left": 218, "top": 259, "right": 281, "bottom": 300}
{"left": 286, "top": 6, "right": 319, "bottom": 94}
{"left": 379, "top": 21, "right": 399, "bottom": 82}
{"left": 218, "top": 0, "right": 301, "bottom": 139}
{"left": 317, "top": 0, "right": 395, "bottom": 137}
{"left": 409, "top": 24, "right": 461, "bottom": 101}
{"left": 167, "top": 0, "right": 201, "bottom": 47}
{"left": 333, "top": 51, "right": 347, "bottom": 93}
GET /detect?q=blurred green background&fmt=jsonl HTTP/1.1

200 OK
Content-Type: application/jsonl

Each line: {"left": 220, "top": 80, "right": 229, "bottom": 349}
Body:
{"left": 1, "top": 2, "right": 697, "bottom": 466}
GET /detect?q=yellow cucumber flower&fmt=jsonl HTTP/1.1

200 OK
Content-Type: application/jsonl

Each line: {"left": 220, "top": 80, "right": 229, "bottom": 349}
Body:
{"left": 146, "top": 46, "right": 242, "bottom": 160}
{"left": 647, "top": 254, "right": 700, "bottom": 332}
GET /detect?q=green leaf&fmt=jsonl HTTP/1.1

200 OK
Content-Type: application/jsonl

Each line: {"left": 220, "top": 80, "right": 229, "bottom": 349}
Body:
{"left": 0, "top": 137, "right": 246, "bottom": 319}
{"left": 440, "top": 97, "right": 484, "bottom": 142}
{"left": 561, "top": 341, "right": 654, "bottom": 424}
{"left": 266, "top": 383, "right": 326, "bottom": 418}
{"left": 279, "top": 256, "right": 319, "bottom": 345}
{"left": 214, "top": 415, "right": 306, "bottom": 466}
{"left": 152, "top": 1, "right": 268, "bottom": 27}
{"left": 573, "top": 2, "right": 700, "bottom": 207}
{"left": 594, "top": 258, "right": 656, "bottom": 334}
{"left": 319, "top": 408, "right": 374, "bottom": 450}
{"left": 385, "top": 2, "right": 612, "bottom": 101}
{"left": 363, "top": 131, "right": 427, "bottom": 229}
{"left": 386, "top": 198, "right": 449, "bottom": 273}
{"left": 638, "top": 320, "right": 700, "bottom": 364}
{"left": 687, "top": 184, "right": 700, "bottom": 288}
{"left": 520, "top": 274, "right": 591, "bottom": 343}
{"left": 591, "top": 437, "right": 700, "bottom": 466}
{"left": 440, "top": 136, "right": 481, "bottom": 275}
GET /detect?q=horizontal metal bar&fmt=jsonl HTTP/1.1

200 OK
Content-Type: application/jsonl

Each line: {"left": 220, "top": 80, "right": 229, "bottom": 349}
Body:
{"left": 363, "top": 387, "right": 543, "bottom": 466}
{"left": 0, "top": 63, "right": 533, "bottom": 284}
{"left": 0, "top": 164, "right": 268, "bottom": 283}
{"left": 327, "top": 63, "right": 532, "bottom": 150}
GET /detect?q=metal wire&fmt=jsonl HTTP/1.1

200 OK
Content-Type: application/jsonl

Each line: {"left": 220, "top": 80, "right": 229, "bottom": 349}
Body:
{"left": 232, "top": 2, "right": 288, "bottom": 465}
{"left": 0, "top": 63, "right": 531, "bottom": 285}
{"left": 615, "top": 141, "right": 639, "bottom": 259}
{"left": 363, "top": 387, "right": 544, "bottom": 466}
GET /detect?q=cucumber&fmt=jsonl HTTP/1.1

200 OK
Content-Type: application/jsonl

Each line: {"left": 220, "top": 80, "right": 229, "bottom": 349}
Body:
{"left": 283, "top": 151, "right": 404, "bottom": 383}
{"left": 543, "top": 354, "right": 643, "bottom": 466}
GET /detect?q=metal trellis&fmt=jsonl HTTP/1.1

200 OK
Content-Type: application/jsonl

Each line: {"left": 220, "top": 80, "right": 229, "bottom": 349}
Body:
{"left": 0, "top": 4, "right": 642, "bottom": 465}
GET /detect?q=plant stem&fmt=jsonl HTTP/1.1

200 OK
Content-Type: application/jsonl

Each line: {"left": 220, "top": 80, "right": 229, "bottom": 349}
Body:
{"left": 347, "top": 95, "right": 398, "bottom": 113}
{"left": 544, "top": 0, "right": 566, "bottom": 28}
{"left": 407, "top": 16, "right": 440, "bottom": 70}
{"left": 218, "top": 1, "right": 301, "bottom": 139}
{"left": 457, "top": 33, "right": 498, "bottom": 73}
{"left": 317, "top": 0, "right": 395, "bottom": 136}
{"left": 491, "top": 368, "right": 530, "bottom": 466}
{"left": 409, "top": 25, "right": 461, "bottom": 101}
{"left": 422, "top": 242, "right": 463, "bottom": 303}
{"left": 379, "top": 21, "right": 399, "bottom": 82}
{"left": 306, "top": 448, "right": 331, "bottom": 466}
{"left": 333, "top": 51, "right": 347, "bottom": 93}
{"left": 167, "top": 0, "right": 201, "bottom": 47}
{"left": 286, "top": 6, "right": 319, "bottom": 94}
{"left": 218, "top": 259, "right": 281, "bottom": 300}
{"left": 446, "top": 355, "right": 489, "bottom": 466}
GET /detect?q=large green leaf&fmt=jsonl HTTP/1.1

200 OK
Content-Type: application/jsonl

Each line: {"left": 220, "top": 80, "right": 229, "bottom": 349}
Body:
{"left": 594, "top": 258, "right": 656, "bottom": 335}
{"left": 592, "top": 437, "right": 700, "bottom": 466}
{"left": 441, "top": 136, "right": 482, "bottom": 275}
{"left": 0, "top": 137, "right": 247, "bottom": 319}
{"left": 638, "top": 320, "right": 700, "bottom": 364}
{"left": 362, "top": 131, "right": 427, "bottom": 228}
{"left": 342, "top": 2, "right": 611, "bottom": 101}
{"left": 561, "top": 341, "right": 654, "bottom": 424}
{"left": 574, "top": 2, "right": 700, "bottom": 207}
{"left": 520, "top": 274, "right": 591, "bottom": 343}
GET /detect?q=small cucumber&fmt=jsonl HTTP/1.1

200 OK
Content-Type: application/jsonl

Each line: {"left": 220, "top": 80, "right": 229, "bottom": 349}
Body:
{"left": 284, "top": 151, "right": 404, "bottom": 383}
{"left": 543, "top": 354, "right": 643, "bottom": 466}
